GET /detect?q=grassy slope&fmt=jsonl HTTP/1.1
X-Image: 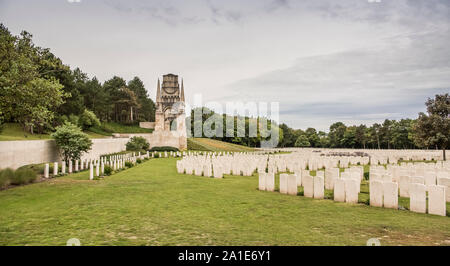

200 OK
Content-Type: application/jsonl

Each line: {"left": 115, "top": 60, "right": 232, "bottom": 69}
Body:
{"left": 91, "top": 122, "right": 153, "bottom": 134}
{"left": 0, "top": 158, "right": 449, "bottom": 246}
{"left": 0, "top": 123, "right": 53, "bottom": 141}
{"left": 188, "top": 138, "right": 255, "bottom": 152}
{"left": 0, "top": 122, "right": 153, "bottom": 141}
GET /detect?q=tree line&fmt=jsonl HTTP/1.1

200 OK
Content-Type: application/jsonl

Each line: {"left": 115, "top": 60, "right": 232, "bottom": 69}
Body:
{"left": 0, "top": 24, "right": 155, "bottom": 134}
{"left": 188, "top": 93, "right": 448, "bottom": 159}
{"left": 187, "top": 107, "right": 282, "bottom": 148}
{"left": 279, "top": 93, "right": 448, "bottom": 160}
{"left": 279, "top": 119, "right": 417, "bottom": 149}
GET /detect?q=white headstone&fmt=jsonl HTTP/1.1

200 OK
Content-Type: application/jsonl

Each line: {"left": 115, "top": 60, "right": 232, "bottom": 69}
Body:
{"left": 313, "top": 176, "right": 324, "bottom": 199}
{"left": 53, "top": 162, "right": 58, "bottom": 176}
{"left": 89, "top": 163, "right": 94, "bottom": 180}
{"left": 44, "top": 163, "right": 49, "bottom": 178}
{"left": 324, "top": 172, "right": 336, "bottom": 190}
{"left": 424, "top": 172, "right": 436, "bottom": 189}
{"left": 287, "top": 174, "right": 298, "bottom": 196}
{"left": 369, "top": 181, "right": 383, "bottom": 207}
{"left": 345, "top": 179, "right": 358, "bottom": 204}
{"left": 258, "top": 173, "right": 266, "bottom": 191}
{"left": 265, "top": 173, "right": 275, "bottom": 192}
{"left": 279, "top": 174, "right": 288, "bottom": 194}
{"left": 437, "top": 177, "right": 450, "bottom": 202}
{"left": 428, "top": 185, "right": 446, "bottom": 216}
{"left": 409, "top": 183, "right": 426, "bottom": 213}
{"left": 399, "top": 175, "right": 410, "bottom": 197}
{"left": 294, "top": 171, "right": 302, "bottom": 186}
{"left": 68, "top": 160, "right": 73, "bottom": 174}
{"left": 303, "top": 175, "right": 314, "bottom": 198}
{"left": 334, "top": 179, "right": 346, "bottom": 202}
{"left": 383, "top": 182, "right": 398, "bottom": 209}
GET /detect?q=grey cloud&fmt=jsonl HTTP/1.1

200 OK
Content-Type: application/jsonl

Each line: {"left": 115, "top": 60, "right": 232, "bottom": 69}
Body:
{"left": 264, "top": 0, "right": 290, "bottom": 12}
{"left": 221, "top": 28, "right": 450, "bottom": 130}
{"left": 206, "top": 0, "right": 243, "bottom": 24}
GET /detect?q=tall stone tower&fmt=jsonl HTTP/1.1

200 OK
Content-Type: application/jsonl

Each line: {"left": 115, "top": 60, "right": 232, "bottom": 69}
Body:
{"left": 152, "top": 74, "right": 187, "bottom": 150}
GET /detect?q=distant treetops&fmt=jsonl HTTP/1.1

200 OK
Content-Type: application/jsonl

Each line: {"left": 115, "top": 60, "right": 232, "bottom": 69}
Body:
{"left": 0, "top": 24, "right": 155, "bottom": 135}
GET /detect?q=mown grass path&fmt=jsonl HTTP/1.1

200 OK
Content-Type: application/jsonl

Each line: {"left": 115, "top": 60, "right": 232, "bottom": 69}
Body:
{"left": 0, "top": 158, "right": 449, "bottom": 246}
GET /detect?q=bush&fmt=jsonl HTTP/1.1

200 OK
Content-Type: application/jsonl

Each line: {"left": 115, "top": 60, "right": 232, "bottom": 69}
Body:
{"left": 149, "top": 146, "right": 179, "bottom": 152}
{"left": 126, "top": 137, "right": 150, "bottom": 151}
{"left": 68, "top": 114, "right": 79, "bottom": 127}
{"left": 104, "top": 165, "right": 112, "bottom": 176}
{"left": 11, "top": 169, "right": 37, "bottom": 185}
{"left": 0, "top": 168, "right": 14, "bottom": 188}
{"left": 136, "top": 158, "right": 142, "bottom": 164}
{"left": 79, "top": 109, "right": 100, "bottom": 130}
{"left": 51, "top": 122, "right": 93, "bottom": 163}
{"left": 17, "top": 163, "right": 46, "bottom": 175}
{"left": 125, "top": 161, "right": 133, "bottom": 168}
{"left": 153, "top": 153, "right": 160, "bottom": 158}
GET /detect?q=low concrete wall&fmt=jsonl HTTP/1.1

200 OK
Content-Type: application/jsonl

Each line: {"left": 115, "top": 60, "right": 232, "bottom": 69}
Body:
{"left": 0, "top": 138, "right": 130, "bottom": 170}
{"left": 139, "top": 122, "right": 155, "bottom": 129}
{"left": 0, "top": 140, "right": 60, "bottom": 170}
{"left": 0, "top": 131, "right": 186, "bottom": 169}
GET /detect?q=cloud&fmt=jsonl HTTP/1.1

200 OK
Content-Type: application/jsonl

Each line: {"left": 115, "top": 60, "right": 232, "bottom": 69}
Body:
{"left": 222, "top": 28, "right": 450, "bottom": 130}
{"left": 3, "top": 0, "right": 450, "bottom": 131}
{"left": 264, "top": 0, "right": 290, "bottom": 12}
{"left": 206, "top": 0, "right": 243, "bottom": 24}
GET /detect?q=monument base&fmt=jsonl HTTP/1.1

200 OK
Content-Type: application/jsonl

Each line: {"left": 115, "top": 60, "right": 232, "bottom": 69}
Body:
{"left": 147, "top": 130, "right": 187, "bottom": 150}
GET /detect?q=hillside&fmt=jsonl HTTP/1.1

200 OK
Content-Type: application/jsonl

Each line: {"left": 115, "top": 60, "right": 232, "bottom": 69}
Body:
{"left": 0, "top": 123, "right": 152, "bottom": 141}
{"left": 187, "top": 138, "right": 255, "bottom": 152}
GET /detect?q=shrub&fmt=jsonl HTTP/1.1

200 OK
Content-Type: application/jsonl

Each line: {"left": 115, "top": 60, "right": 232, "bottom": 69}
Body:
{"left": 149, "top": 146, "right": 179, "bottom": 152}
{"left": 0, "top": 168, "right": 14, "bottom": 188}
{"left": 11, "top": 169, "right": 37, "bottom": 185}
{"left": 52, "top": 122, "right": 93, "bottom": 163}
{"left": 17, "top": 163, "right": 46, "bottom": 175}
{"left": 126, "top": 137, "right": 150, "bottom": 151}
{"left": 79, "top": 109, "right": 100, "bottom": 130}
{"left": 125, "top": 161, "right": 133, "bottom": 168}
{"left": 68, "top": 114, "right": 79, "bottom": 127}
{"left": 104, "top": 165, "right": 112, "bottom": 176}
{"left": 136, "top": 158, "right": 142, "bottom": 164}
{"left": 153, "top": 153, "right": 160, "bottom": 158}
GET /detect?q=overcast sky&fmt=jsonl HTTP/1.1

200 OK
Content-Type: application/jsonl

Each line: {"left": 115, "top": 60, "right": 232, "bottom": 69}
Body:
{"left": 1, "top": 0, "right": 449, "bottom": 131}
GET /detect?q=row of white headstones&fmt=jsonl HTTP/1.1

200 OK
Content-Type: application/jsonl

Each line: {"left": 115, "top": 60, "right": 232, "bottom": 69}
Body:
{"left": 266, "top": 148, "right": 443, "bottom": 162}
{"left": 177, "top": 152, "right": 449, "bottom": 217}
{"left": 41, "top": 150, "right": 188, "bottom": 180}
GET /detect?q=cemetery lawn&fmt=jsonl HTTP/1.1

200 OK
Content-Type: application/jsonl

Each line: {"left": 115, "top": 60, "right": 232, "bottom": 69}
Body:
{"left": 188, "top": 138, "right": 255, "bottom": 152}
{"left": 0, "top": 158, "right": 449, "bottom": 246}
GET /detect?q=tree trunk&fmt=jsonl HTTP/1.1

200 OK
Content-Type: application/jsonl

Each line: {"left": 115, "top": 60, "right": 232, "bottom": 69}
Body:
{"left": 443, "top": 149, "right": 446, "bottom": 161}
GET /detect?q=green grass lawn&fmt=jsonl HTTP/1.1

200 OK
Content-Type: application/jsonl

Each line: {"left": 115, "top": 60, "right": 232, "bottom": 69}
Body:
{"left": 0, "top": 122, "right": 153, "bottom": 141}
{"left": 188, "top": 138, "right": 255, "bottom": 152}
{"left": 91, "top": 122, "right": 154, "bottom": 134}
{"left": 0, "top": 123, "right": 53, "bottom": 141}
{"left": 0, "top": 158, "right": 449, "bottom": 246}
